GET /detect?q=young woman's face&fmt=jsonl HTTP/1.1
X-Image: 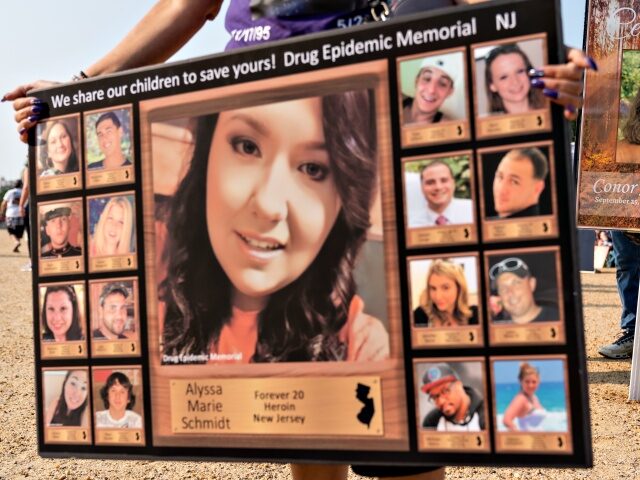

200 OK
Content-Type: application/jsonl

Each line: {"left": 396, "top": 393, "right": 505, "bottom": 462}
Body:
{"left": 489, "top": 53, "right": 530, "bottom": 108}
{"left": 45, "top": 290, "right": 74, "bottom": 340}
{"left": 206, "top": 98, "right": 341, "bottom": 309}
{"left": 64, "top": 370, "right": 88, "bottom": 411}
{"left": 428, "top": 272, "right": 458, "bottom": 314}
{"left": 103, "top": 202, "right": 125, "bottom": 250}
{"left": 521, "top": 372, "right": 540, "bottom": 396}
{"left": 47, "top": 123, "right": 72, "bottom": 170}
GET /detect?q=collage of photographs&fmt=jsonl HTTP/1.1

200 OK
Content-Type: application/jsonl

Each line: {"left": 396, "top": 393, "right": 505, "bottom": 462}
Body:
{"left": 34, "top": 106, "right": 145, "bottom": 446}
{"left": 400, "top": 32, "right": 573, "bottom": 454}
{"left": 29, "top": 15, "right": 583, "bottom": 462}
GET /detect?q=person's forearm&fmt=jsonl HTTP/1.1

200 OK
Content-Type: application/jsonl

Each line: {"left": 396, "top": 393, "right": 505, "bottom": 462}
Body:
{"left": 85, "top": 0, "right": 222, "bottom": 77}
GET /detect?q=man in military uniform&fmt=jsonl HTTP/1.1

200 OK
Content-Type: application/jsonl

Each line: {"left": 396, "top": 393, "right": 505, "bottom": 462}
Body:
{"left": 41, "top": 205, "right": 82, "bottom": 258}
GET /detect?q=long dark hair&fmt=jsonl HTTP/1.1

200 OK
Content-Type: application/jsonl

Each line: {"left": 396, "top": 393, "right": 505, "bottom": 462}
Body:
{"left": 43, "top": 120, "right": 79, "bottom": 173}
{"left": 161, "top": 90, "right": 377, "bottom": 362}
{"left": 41, "top": 285, "right": 84, "bottom": 341}
{"left": 100, "top": 371, "right": 136, "bottom": 410}
{"left": 50, "top": 370, "right": 88, "bottom": 426}
{"left": 484, "top": 44, "right": 545, "bottom": 113}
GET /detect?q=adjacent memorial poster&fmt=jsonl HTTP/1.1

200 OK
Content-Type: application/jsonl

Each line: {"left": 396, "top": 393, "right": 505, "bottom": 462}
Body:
{"left": 29, "top": 0, "right": 591, "bottom": 468}
{"left": 577, "top": 0, "right": 640, "bottom": 230}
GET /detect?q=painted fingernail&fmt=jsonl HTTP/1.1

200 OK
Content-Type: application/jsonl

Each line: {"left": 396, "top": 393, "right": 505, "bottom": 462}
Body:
{"left": 1, "top": 95, "right": 7, "bottom": 102}
{"left": 28, "top": 115, "right": 40, "bottom": 122}
{"left": 31, "top": 106, "right": 43, "bottom": 114}
{"left": 31, "top": 98, "right": 43, "bottom": 105}
{"left": 528, "top": 68, "right": 545, "bottom": 78}
{"left": 19, "top": 128, "right": 27, "bottom": 136}
{"left": 543, "top": 88, "right": 559, "bottom": 99}
{"left": 587, "top": 56, "right": 598, "bottom": 71}
{"left": 566, "top": 104, "right": 576, "bottom": 114}
{"left": 531, "top": 78, "right": 545, "bottom": 89}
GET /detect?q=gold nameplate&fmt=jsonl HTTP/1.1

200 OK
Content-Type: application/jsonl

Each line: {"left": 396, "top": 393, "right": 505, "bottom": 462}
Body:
{"left": 490, "top": 323, "right": 565, "bottom": 346}
{"left": 90, "top": 254, "right": 137, "bottom": 273}
{"left": 96, "top": 429, "right": 145, "bottom": 446}
{"left": 40, "top": 258, "right": 84, "bottom": 276}
{"left": 412, "top": 326, "right": 482, "bottom": 349}
{"left": 483, "top": 216, "right": 558, "bottom": 242}
{"left": 476, "top": 110, "right": 551, "bottom": 139}
{"left": 87, "top": 166, "right": 135, "bottom": 188}
{"left": 44, "top": 427, "right": 91, "bottom": 445}
{"left": 41, "top": 341, "right": 87, "bottom": 359}
{"left": 170, "top": 377, "right": 383, "bottom": 436}
{"left": 402, "top": 121, "right": 470, "bottom": 147}
{"left": 496, "top": 432, "right": 572, "bottom": 454}
{"left": 92, "top": 339, "right": 140, "bottom": 357}
{"left": 407, "top": 224, "right": 477, "bottom": 248}
{"left": 418, "top": 431, "right": 490, "bottom": 452}
{"left": 37, "top": 173, "right": 82, "bottom": 194}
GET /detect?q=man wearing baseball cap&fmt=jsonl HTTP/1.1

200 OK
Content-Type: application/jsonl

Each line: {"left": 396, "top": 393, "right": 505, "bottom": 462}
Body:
{"left": 421, "top": 363, "right": 485, "bottom": 432}
{"left": 490, "top": 257, "right": 559, "bottom": 324}
{"left": 93, "top": 283, "right": 130, "bottom": 340}
{"left": 402, "top": 54, "right": 460, "bottom": 125}
{"left": 41, "top": 204, "right": 82, "bottom": 258}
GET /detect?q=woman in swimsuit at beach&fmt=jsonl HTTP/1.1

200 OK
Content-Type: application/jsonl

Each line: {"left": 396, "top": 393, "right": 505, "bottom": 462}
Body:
{"left": 503, "top": 362, "right": 547, "bottom": 431}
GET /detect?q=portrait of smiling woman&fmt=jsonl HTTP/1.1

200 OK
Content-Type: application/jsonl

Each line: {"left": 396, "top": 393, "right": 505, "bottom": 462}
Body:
{"left": 41, "top": 284, "right": 85, "bottom": 342}
{"left": 89, "top": 195, "right": 136, "bottom": 257}
{"left": 44, "top": 369, "right": 89, "bottom": 427}
{"left": 38, "top": 118, "right": 80, "bottom": 177}
{"left": 480, "top": 42, "right": 546, "bottom": 116}
{"left": 159, "top": 90, "right": 389, "bottom": 364}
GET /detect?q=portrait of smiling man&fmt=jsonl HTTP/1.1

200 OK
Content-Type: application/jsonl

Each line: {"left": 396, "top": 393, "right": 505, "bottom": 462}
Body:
{"left": 93, "top": 282, "right": 131, "bottom": 340}
{"left": 41, "top": 203, "right": 82, "bottom": 258}
{"left": 88, "top": 111, "right": 132, "bottom": 170}
{"left": 406, "top": 159, "right": 473, "bottom": 228}
{"left": 401, "top": 53, "right": 465, "bottom": 126}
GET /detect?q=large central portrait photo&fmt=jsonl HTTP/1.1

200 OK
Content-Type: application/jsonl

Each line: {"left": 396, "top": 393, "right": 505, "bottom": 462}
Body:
{"left": 139, "top": 61, "right": 407, "bottom": 449}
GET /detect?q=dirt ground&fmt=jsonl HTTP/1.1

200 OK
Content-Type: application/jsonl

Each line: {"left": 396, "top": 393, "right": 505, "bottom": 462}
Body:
{"left": 0, "top": 232, "right": 638, "bottom": 480}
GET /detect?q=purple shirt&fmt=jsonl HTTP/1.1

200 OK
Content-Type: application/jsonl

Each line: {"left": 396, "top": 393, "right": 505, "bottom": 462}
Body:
{"left": 225, "top": 0, "right": 376, "bottom": 50}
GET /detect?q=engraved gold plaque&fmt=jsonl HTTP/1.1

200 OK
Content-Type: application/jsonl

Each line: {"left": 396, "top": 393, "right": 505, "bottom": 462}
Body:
{"left": 41, "top": 341, "right": 87, "bottom": 359}
{"left": 89, "top": 254, "right": 137, "bottom": 273}
{"left": 170, "top": 377, "right": 384, "bottom": 436}
{"left": 44, "top": 427, "right": 91, "bottom": 445}
{"left": 476, "top": 110, "right": 551, "bottom": 139}
{"left": 95, "top": 429, "right": 145, "bottom": 446}
{"left": 418, "top": 431, "right": 490, "bottom": 452}
{"left": 496, "top": 433, "right": 572, "bottom": 454}
{"left": 87, "top": 166, "right": 135, "bottom": 188}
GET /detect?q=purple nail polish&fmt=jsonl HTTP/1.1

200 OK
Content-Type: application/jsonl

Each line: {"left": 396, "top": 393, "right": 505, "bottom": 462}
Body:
{"left": 543, "top": 88, "right": 559, "bottom": 99}
{"left": 528, "top": 68, "right": 545, "bottom": 78}
{"left": 587, "top": 56, "right": 598, "bottom": 71}
{"left": 19, "top": 128, "right": 27, "bottom": 135}
{"left": 32, "top": 106, "right": 43, "bottom": 114}
{"left": 566, "top": 104, "right": 576, "bottom": 114}
{"left": 1, "top": 95, "right": 7, "bottom": 102}
{"left": 31, "top": 98, "right": 43, "bottom": 105}
{"left": 28, "top": 115, "right": 39, "bottom": 122}
{"left": 531, "top": 78, "right": 545, "bottom": 88}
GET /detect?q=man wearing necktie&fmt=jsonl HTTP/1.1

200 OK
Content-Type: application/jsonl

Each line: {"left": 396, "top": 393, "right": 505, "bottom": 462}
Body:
{"left": 408, "top": 160, "right": 473, "bottom": 228}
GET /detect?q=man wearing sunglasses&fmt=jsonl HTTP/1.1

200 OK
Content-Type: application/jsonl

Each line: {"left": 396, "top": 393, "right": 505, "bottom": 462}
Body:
{"left": 421, "top": 363, "right": 485, "bottom": 432}
{"left": 490, "top": 257, "right": 559, "bottom": 324}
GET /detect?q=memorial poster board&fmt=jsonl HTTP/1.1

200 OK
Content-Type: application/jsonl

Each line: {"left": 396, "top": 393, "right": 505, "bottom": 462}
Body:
{"left": 30, "top": 0, "right": 591, "bottom": 467}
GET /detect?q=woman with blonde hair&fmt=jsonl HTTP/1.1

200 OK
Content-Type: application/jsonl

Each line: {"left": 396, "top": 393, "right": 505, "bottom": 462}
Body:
{"left": 90, "top": 196, "right": 134, "bottom": 256}
{"left": 503, "top": 362, "right": 547, "bottom": 431}
{"left": 413, "top": 259, "right": 478, "bottom": 327}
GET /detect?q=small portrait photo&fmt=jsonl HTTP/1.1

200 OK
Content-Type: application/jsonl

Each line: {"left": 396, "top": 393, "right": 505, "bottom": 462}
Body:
{"left": 39, "top": 201, "right": 83, "bottom": 259}
{"left": 399, "top": 50, "right": 467, "bottom": 126}
{"left": 615, "top": 50, "right": 640, "bottom": 164}
{"left": 487, "top": 249, "right": 561, "bottom": 325}
{"left": 90, "top": 279, "right": 138, "bottom": 342}
{"left": 415, "top": 360, "right": 487, "bottom": 432}
{"left": 409, "top": 255, "right": 479, "bottom": 329}
{"left": 39, "top": 283, "right": 86, "bottom": 343}
{"left": 43, "top": 369, "right": 90, "bottom": 428}
{"left": 480, "top": 144, "right": 553, "bottom": 220}
{"left": 493, "top": 358, "right": 569, "bottom": 432}
{"left": 473, "top": 37, "right": 547, "bottom": 117}
{"left": 92, "top": 367, "right": 144, "bottom": 430}
{"left": 152, "top": 90, "right": 392, "bottom": 365}
{"left": 88, "top": 193, "right": 136, "bottom": 258}
{"left": 404, "top": 154, "right": 474, "bottom": 229}
{"left": 36, "top": 115, "right": 81, "bottom": 178}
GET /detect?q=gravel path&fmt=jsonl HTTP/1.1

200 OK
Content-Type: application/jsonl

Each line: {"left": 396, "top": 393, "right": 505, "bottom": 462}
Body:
{"left": 0, "top": 233, "right": 638, "bottom": 479}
